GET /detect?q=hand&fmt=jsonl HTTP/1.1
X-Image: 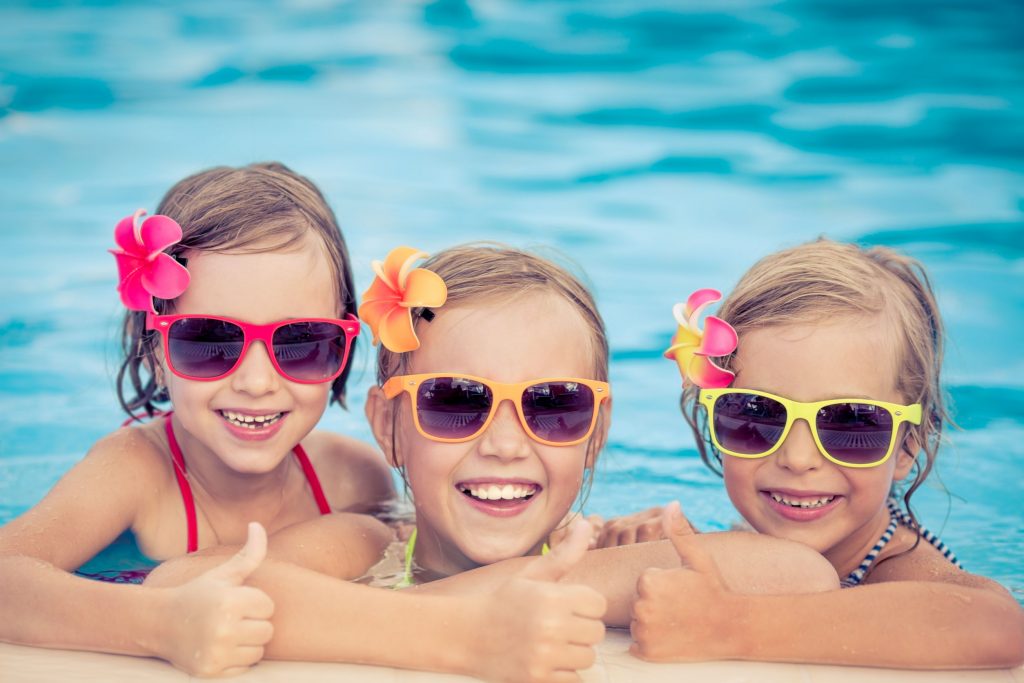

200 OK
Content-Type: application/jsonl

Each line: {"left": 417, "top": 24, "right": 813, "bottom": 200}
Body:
{"left": 629, "top": 502, "right": 738, "bottom": 662}
{"left": 156, "top": 522, "right": 275, "bottom": 676}
{"left": 597, "top": 504, "right": 696, "bottom": 548}
{"left": 547, "top": 512, "right": 604, "bottom": 550}
{"left": 469, "top": 520, "right": 607, "bottom": 682}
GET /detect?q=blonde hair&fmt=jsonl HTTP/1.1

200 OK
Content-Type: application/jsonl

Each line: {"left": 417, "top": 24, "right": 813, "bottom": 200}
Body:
{"left": 683, "top": 238, "right": 947, "bottom": 525}
{"left": 376, "top": 243, "right": 609, "bottom": 505}
{"left": 117, "top": 162, "right": 358, "bottom": 417}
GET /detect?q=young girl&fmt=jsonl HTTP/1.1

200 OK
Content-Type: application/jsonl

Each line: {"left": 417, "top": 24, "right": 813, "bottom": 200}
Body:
{"left": 0, "top": 162, "right": 395, "bottom": 674}
{"left": 630, "top": 239, "right": 1024, "bottom": 668}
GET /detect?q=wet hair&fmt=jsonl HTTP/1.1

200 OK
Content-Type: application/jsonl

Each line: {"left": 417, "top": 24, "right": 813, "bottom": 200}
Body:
{"left": 117, "top": 162, "right": 358, "bottom": 417}
{"left": 375, "top": 243, "right": 609, "bottom": 511}
{"left": 682, "top": 238, "right": 947, "bottom": 529}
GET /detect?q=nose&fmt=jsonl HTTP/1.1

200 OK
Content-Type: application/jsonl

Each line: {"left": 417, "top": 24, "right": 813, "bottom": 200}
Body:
{"left": 772, "top": 418, "right": 825, "bottom": 473}
{"left": 229, "top": 341, "right": 281, "bottom": 396}
{"left": 476, "top": 399, "right": 532, "bottom": 462}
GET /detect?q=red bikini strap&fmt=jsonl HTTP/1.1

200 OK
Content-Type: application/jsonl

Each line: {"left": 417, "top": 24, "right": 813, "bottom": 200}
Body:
{"left": 293, "top": 443, "right": 332, "bottom": 515}
{"left": 164, "top": 416, "right": 199, "bottom": 553}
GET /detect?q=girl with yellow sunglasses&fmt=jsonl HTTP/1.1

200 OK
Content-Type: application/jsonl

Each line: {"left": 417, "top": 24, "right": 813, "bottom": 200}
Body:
{"left": 630, "top": 239, "right": 1024, "bottom": 668}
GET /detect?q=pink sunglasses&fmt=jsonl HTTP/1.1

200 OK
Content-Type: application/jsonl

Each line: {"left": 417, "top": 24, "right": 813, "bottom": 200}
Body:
{"left": 147, "top": 313, "right": 360, "bottom": 384}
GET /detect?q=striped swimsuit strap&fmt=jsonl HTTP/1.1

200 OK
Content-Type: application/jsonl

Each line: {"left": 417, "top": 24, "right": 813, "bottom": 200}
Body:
{"left": 841, "top": 498, "right": 962, "bottom": 588}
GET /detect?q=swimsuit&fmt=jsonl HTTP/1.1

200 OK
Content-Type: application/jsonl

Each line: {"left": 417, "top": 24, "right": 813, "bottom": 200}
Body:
{"left": 394, "top": 527, "right": 550, "bottom": 589}
{"left": 840, "top": 498, "right": 961, "bottom": 588}
{"left": 75, "top": 416, "right": 331, "bottom": 584}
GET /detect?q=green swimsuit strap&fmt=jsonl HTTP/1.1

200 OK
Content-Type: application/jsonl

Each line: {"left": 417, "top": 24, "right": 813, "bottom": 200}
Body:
{"left": 395, "top": 528, "right": 551, "bottom": 589}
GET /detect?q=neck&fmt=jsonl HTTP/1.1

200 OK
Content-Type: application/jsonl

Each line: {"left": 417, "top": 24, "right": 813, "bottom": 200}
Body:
{"left": 411, "top": 524, "right": 547, "bottom": 582}
{"left": 168, "top": 414, "right": 297, "bottom": 527}
{"left": 823, "top": 501, "right": 894, "bottom": 579}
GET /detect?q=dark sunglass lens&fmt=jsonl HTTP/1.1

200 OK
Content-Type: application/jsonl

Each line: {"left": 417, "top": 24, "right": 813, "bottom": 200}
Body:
{"left": 816, "top": 402, "right": 893, "bottom": 465}
{"left": 521, "top": 381, "right": 596, "bottom": 443}
{"left": 167, "top": 318, "right": 245, "bottom": 378}
{"left": 272, "top": 322, "right": 347, "bottom": 382}
{"left": 712, "top": 392, "right": 787, "bottom": 455}
{"left": 416, "top": 377, "right": 492, "bottom": 439}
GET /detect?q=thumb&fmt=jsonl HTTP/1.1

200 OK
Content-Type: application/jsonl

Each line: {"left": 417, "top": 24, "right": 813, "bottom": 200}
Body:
{"left": 518, "top": 518, "right": 591, "bottom": 582}
{"left": 662, "top": 502, "right": 717, "bottom": 575}
{"left": 204, "top": 522, "right": 267, "bottom": 584}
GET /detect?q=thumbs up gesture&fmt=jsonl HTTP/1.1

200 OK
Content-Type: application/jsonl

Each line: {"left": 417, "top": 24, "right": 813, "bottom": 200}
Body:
{"left": 160, "top": 522, "right": 275, "bottom": 676}
{"left": 629, "top": 502, "right": 737, "bottom": 662}
{"left": 468, "top": 519, "right": 607, "bottom": 682}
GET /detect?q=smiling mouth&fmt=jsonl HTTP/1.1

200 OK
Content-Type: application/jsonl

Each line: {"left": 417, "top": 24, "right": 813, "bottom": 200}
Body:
{"left": 458, "top": 483, "right": 540, "bottom": 502}
{"left": 768, "top": 492, "right": 837, "bottom": 509}
{"left": 218, "top": 410, "right": 284, "bottom": 430}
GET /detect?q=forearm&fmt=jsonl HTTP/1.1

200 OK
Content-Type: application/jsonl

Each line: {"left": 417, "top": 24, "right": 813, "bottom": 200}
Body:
{"left": 0, "top": 555, "right": 167, "bottom": 656}
{"left": 150, "top": 556, "right": 479, "bottom": 674}
{"left": 259, "top": 560, "right": 477, "bottom": 672}
{"left": 418, "top": 533, "right": 837, "bottom": 628}
{"left": 732, "top": 582, "right": 1024, "bottom": 668}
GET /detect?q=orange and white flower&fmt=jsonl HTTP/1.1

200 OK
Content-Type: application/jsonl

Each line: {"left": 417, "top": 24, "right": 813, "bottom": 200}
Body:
{"left": 359, "top": 246, "right": 447, "bottom": 353}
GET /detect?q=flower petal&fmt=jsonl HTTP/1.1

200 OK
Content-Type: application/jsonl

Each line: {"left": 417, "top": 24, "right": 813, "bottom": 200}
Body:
{"left": 110, "top": 250, "right": 139, "bottom": 284}
{"left": 397, "top": 250, "right": 430, "bottom": 290}
{"left": 697, "top": 316, "right": 738, "bottom": 357}
{"left": 141, "top": 253, "right": 190, "bottom": 300}
{"left": 683, "top": 288, "right": 722, "bottom": 320}
{"left": 113, "top": 214, "right": 143, "bottom": 255}
{"left": 663, "top": 325, "right": 701, "bottom": 359}
{"left": 401, "top": 268, "right": 447, "bottom": 308}
{"left": 382, "top": 246, "right": 423, "bottom": 287}
{"left": 138, "top": 214, "right": 184, "bottom": 255}
{"left": 687, "top": 355, "right": 735, "bottom": 389}
{"left": 118, "top": 268, "right": 154, "bottom": 311}
{"left": 378, "top": 307, "right": 420, "bottom": 353}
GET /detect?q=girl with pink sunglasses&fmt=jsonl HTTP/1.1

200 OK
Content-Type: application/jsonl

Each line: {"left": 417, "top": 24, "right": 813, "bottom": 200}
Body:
{"left": 627, "top": 239, "right": 1024, "bottom": 668}
{"left": 0, "top": 162, "right": 396, "bottom": 674}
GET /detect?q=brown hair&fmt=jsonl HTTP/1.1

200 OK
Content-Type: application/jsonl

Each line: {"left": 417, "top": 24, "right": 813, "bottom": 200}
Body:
{"left": 683, "top": 238, "right": 947, "bottom": 526}
{"left": 117, "top": 162, "right": 358, "bottom": 417}
{"left": 376, "top": 243, "right": 609, "bottom": 507}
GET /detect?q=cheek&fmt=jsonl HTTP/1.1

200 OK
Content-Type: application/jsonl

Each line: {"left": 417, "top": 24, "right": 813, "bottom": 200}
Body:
{"left": 543, "top": 449, "right": 588, "bottom": 505}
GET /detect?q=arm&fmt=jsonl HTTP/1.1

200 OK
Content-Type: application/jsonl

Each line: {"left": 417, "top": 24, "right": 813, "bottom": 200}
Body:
{"left": 146, "top": 520, "right": 607, "bottom": 682}
{"left": 630, "top": 504, "right": 1024, "bottom": 669}
{"left": 0, "top": 430, "right": 160, "bottom": 654}
{"left": 0, "top": 429, "right": 276, "bottom": 676}
{"left": 416, "top": 527, "right": 838, "bottom": 627}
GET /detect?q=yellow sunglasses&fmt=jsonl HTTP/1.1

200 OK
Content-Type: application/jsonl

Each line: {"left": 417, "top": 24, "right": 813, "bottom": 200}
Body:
{"left": 382, "top": 373, "right": 610, "bottom": 446}
{"left": 698, "top": 388, "right": 921, "bottom": 468}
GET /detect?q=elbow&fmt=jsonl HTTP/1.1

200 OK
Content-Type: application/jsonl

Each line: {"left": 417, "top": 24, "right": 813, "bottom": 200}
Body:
{"left": 967, "top": 595, "right": 1024, "bottom": 668}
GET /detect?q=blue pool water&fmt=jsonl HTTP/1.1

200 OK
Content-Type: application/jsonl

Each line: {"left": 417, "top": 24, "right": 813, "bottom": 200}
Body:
{"left": 0, "top": 1, "right": 1021, "bottom": 603}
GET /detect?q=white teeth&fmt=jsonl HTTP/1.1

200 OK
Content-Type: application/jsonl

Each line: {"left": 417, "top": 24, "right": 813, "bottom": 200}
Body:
{"left": 221, "top": 410, "right": 282, "bottom": 429}
{"left": 770, "top": 493, "right": 836, "bottom": 509}
{"left": 460, "top": 483, "right": 536, "bottom": 501}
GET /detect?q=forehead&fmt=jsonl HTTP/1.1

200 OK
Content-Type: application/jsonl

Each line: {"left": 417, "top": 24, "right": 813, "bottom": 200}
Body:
{"left": 173, "top": 237, "right": 338, "bottom": 320}
{"left": 408, "top": 292, "right": 597, "bottom": 381}
{"left": 733, "top": 315, "right": 902, "bottom": 402}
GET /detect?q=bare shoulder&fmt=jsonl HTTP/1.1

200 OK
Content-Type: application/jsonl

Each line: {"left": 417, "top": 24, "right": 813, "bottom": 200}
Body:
{"left": 268, "top": 512, "right": 394, "bottom": 578}
{"left": 868, "top": 526, "right": 1006, "bottom": 594}
{"left": 0, "top": 421, "right": 174, "bottom": 567}
{"left": 301, "top": 430, "right": 396, "bottom": 513}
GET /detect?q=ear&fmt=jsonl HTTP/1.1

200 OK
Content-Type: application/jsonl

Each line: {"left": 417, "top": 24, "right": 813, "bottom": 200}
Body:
{"left": 365, "top": 385, "right": 401, "bottom": 468}
{"left": 585, "top": 398, "right": 612, "bottom": 469}
{"left": 893, "top": 428, "right": 920, "bottom": 481}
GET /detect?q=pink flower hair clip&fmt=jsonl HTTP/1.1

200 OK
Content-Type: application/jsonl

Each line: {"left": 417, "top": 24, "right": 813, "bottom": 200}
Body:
{"left": 664, "top": 288, "right": 738, "bottom": 389}
{"left": 358, "top": 246, "right": 447, "bottom": 353}
{"left": 109, "top": 209, "right": 190, "bottom": 313}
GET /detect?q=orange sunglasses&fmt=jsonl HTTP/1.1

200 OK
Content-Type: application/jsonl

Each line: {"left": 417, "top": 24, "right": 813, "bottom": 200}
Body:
{"left": 382, "top": 373, "right": 610, "bottom": 446}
